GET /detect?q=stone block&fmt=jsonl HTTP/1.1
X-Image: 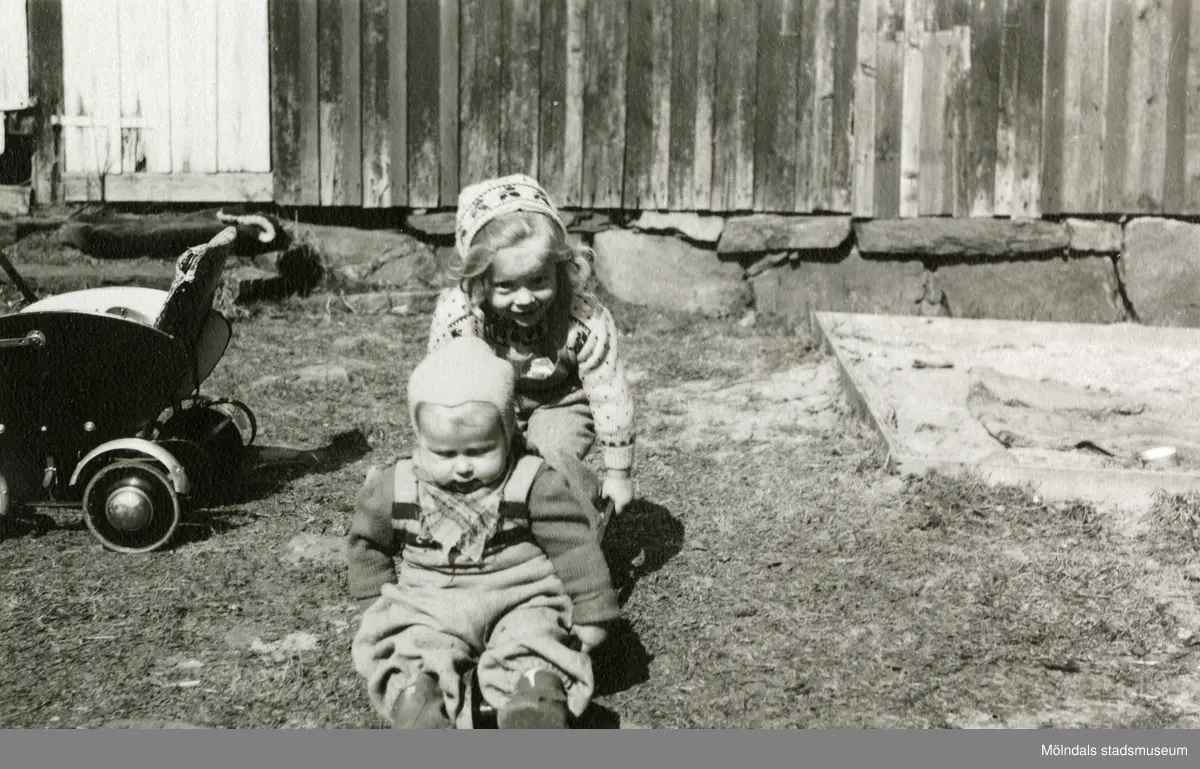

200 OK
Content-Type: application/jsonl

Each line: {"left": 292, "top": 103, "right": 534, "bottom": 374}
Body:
{"left": 403, "top": 211, "right": 457, "bottom": 237}
{"left": 630, "top": 211, "right": 725, "bottom": 243}
{"left": 593, "top": 229, "right": 751, "bottom": 316}
{"left": 749, "top": 247, "right": 927, "bottom": 320}
{"left": 1065, "top": 218, "right": 1122, "bottom": 253}
{"left": 1122, "top": 217, "right": 1200, "bottom": 326}
{"left": 933, "top": 255, "right": 1125, "bottom": 323}
{"left": 718, "top": 214, "right": 851, "bottom": 254}
{"left": 855, "top": 218, "right": 1069, "bottom": 257}
{"left": 298, "top": 224, "right": 432, "bottom": 270}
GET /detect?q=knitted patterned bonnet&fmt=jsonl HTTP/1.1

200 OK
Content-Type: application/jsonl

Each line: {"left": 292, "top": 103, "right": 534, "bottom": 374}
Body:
{"left": 455, "top": 174, "right": 567, "bottom": 260}
{"left": 407, "top": 336, "right": 518, "bottom": 443}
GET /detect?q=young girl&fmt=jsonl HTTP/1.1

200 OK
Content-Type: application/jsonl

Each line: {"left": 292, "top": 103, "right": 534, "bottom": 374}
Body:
{"left": 428, "top": 174, "right": 636, "bottom": 523}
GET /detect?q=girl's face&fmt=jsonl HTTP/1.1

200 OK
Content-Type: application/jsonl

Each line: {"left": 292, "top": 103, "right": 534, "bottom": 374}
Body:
{"left": 488, "top": 235, "right": 558, "bottom": 328}
{"left": 415, "top": 403, "right": 509, "bottom": 493}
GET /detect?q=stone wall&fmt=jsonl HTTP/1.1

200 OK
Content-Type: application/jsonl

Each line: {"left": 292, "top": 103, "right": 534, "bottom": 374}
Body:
{"left": 10, "top": 206, "right": 1189, "bottom": 329}
{"left": 385, "top": 209, "right": 1197, "bottom": 327}
{"left": 528, "top": 211, "right": 1197, "bottom": 328}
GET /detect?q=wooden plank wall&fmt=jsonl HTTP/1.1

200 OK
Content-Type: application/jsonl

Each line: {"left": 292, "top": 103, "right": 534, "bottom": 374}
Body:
{"left": 21, "top": 0, "right": 1200, "bottom": 215}
{"left": 266, "top": 0, "right": 1194, "bottom": 216}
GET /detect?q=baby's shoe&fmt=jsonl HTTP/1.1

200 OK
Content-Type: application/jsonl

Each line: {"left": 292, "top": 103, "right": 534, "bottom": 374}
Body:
{"left": 496, "top": 668, "right": 570, "bottom": 729}
{"left": 391, "top": 672, "right": 452, "bottom": 729}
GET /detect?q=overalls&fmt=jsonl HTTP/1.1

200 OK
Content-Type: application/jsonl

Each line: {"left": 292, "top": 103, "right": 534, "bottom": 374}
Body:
{"left": 350, "top": 455, "right": 595, "bottom": 728}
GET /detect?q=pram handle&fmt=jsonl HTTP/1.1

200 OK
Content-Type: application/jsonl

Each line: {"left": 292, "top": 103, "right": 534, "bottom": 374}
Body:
{"left": 0, "top": 330, "right": 45, "bottom": 349}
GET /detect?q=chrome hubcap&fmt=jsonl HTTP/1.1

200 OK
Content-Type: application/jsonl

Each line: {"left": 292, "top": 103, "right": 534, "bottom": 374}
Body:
{"left": 105, "top": 486, "right": 153, "bottom": 532}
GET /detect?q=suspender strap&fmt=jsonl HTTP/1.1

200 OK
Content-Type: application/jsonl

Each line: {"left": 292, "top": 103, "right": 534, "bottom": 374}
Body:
{"left": 389, "top": 454, "right": 546, "bottom": 525}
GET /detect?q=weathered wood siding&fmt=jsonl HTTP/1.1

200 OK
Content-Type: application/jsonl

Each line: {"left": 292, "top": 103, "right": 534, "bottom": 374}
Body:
{"left": 12, "top": 0, "right": 1200, "bottom": 215}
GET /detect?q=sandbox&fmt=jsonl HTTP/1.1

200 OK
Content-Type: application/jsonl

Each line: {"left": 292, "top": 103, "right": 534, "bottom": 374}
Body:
{"left": 813, "top": 311, "right": 1200, "bottom": 514}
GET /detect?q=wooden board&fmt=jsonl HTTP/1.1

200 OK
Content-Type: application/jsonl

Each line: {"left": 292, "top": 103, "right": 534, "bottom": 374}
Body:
{"left": 667, "top": 0, "right": 700, "bottom": 209}
{"left": 852, "top": 0, "right": 879, "bottom": 217}
{"left": 62, "top": 172, "right": 274, "bottom": 203}
{"left": 753, "top": 0, "right": 801, "bottom": 212}
{"left": 216, "top": 0, "right": 271, "bottom": 173}
{"left": 439, "top": 0, "right": 459, "bottom": 205}
{"left": 118, "top": 0, "right": 172, "bottom": 174}
{"left": 317, "top": 0, "right": 363, "bottom": 205}
{"left": 1101, "top": 0, "right": 1132, "bottom": 213}
{"left": 539, "top": 0, "right": 569, "bottom": 203}
{"left": 992, "top": 0, "right": 1019, "bottom": 216}
{"left": 581, "top": 0, "right": 629, "bottom": 208}
{"left": 807, "top": 0, "right": 839, "bottom": 211}
{"left": 946, "top": 27, "right": 970, "bottom": 217}
{"left": 27, "top": 0, "right": 64, "bottom": 204}
{"left": 1012, "top": 0, "right": 1044, "bottom": 217}
{"left": 169, "top": 0, "right": 219, "bottom": 174}
{"left": 711, "top": 0, "right": 757, "bottom": 211}
{"left": 459, "top": 0, "right": 501, "bottom": 188}
{"left": 406, "top": 0, "right": 442, "bottom": 207}
{"left": 1037, "top": 0, "right": 1066, "bottom": 215}
{"left": 966, "top": 0, "right": 1001, "bottom": 216}
{"left": 917, "top": 30, "right": 946, "bottom": 215}
{"left": 1162, "top": 0, "right": 1192, "bottom": 212}
{"left": 623, "top": 0, "right": 672, "bottom": 209}
{"left": 562, "top": 0, "right": 587, "bottom": 207}
{"left": 269, "top": 0, "right": 320, "bottom": 205}
{"left": 1185, "top": 0, "right": 1200, "bottom": 212}
{"left": 913, "top": 27, "right": 971, "bottom": 217}
{"left": 360, "top": 0, "right": 405, "bottom": 207}
{"left": 830, "top": 0, "right": 860, "bottom": 213}
{"left": 793, "top": 0, "right": 818, "bottom": 211}
{"left": 1057, "top": 0, "right": 1106, "bottom": 214}
{"left": 61, "top": 0, "right": 122, "bottom": 178}
{"left": 1120, "top": 0, "right": 1171, "bottom": 212}
{"left": 500, "top": 0, "right": 540, "bottom": 179}
{"left": 873, "top": 33, "right": 903, "bottom": 218}
{"left": 898, "top": 0, "right": 927, "bottom": 217}
{"left": 691, "top": 0, "right": 718, "bottom": 211}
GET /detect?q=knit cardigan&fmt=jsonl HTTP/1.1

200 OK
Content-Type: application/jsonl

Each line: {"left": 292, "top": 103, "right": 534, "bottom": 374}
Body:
{"left": 427, "top": 286, "right": 636, "bottom": 474}
{"left": 345, "top": 459, "right": 620, "bottom": 626}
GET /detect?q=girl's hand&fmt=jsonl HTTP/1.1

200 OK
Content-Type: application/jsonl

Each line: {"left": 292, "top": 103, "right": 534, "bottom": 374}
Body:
{"left": 601, "top": 474, "right": 635, "bottom": 515}
{"left": 573, "top": 624, "right": 609, "bottom": 653}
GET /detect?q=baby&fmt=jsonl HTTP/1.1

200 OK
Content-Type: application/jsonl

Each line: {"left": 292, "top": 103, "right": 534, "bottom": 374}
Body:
{"left": 346, "top": 336, "right": 619, "bottom": 729}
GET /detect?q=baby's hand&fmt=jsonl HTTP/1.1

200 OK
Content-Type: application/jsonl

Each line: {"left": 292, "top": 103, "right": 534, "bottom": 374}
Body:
{"left": 601, "top": 473, "right": 635, "bottom": 515}
{"left": 573, "top": 624, "right": 609, "bottom": 653}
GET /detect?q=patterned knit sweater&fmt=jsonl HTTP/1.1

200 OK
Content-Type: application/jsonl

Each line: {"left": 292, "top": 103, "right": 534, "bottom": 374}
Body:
{"left": 345, "top": 459, "right": 620, "bottom": 626}
{"left": 428, "top": 286, "right": 636, "bottom": 474}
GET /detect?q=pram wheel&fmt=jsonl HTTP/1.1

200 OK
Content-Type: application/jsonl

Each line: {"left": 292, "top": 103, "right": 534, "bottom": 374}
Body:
{"left": 158, "top": 400, "right": 253, "bottom": 504}
{"left": 83, "top": 461, "right": 182, "bottom": 553}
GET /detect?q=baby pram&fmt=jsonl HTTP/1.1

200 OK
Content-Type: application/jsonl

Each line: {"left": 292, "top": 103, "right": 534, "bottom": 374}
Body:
{"left": 0, "top": 227, "right": 257, "bottom": 553}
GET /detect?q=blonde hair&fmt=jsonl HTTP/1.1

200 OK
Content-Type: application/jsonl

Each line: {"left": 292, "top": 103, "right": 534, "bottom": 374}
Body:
{"left": 448, "top": 211, "right": 595, "bottom": 312}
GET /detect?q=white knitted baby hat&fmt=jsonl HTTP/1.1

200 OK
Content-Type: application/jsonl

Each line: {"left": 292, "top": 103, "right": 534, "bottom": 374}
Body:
{"left": 455, "top": 174, "right": 567, "bottom": 259}
{"left": 407, "top": 336, "right": 518, "bottom": 443}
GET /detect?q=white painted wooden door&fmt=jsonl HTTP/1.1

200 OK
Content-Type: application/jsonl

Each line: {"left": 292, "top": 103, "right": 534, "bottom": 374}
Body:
{"left": 60, "top": 0, "right": 270, "bottom": 180}
{"left": 0, "top": 0, "right": 32, "bottom": 157}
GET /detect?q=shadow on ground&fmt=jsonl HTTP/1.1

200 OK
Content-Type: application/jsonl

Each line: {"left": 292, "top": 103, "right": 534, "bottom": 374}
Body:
{"left": 580, "top": 496, "right": 686, "bottom": 717}
{"left": 169, "top": 507, "right": 266, "bottom": 549}
{"left": 238, "top": 427, "right": 373, "bottom": 502}
{"left": 0, "top": 507, "right": 64, "bottom": 543}
{"left": 603, "top": 498, "right": 685, "bottom": 606}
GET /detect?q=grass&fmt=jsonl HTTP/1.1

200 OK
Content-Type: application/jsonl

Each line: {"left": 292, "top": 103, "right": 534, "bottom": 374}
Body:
{"left": 2, "top": 289, "right": 1200, "bottom": 729}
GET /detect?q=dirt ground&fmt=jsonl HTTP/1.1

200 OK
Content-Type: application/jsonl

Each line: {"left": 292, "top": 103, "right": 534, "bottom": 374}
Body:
{"left": 3, "top": 285, "right": 1200, "bottom": 729}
